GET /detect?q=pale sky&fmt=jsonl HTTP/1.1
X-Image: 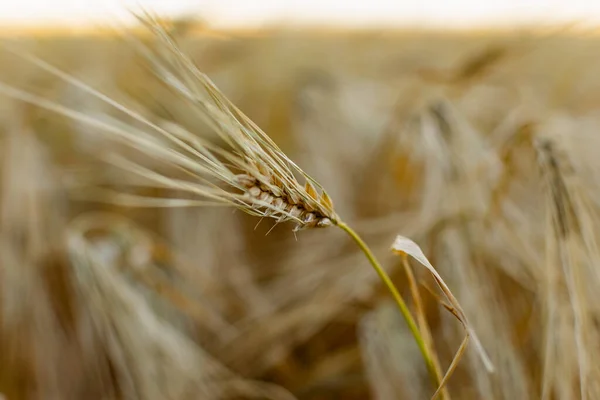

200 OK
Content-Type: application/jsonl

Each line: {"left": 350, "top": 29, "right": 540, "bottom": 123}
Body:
{"left": 2, "top": 0, "right": 600, "bottom": 29}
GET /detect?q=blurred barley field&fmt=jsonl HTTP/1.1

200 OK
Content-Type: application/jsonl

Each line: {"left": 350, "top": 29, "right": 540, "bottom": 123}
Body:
{"left": 1, "top": 17, "right": 600, "bottom": 399}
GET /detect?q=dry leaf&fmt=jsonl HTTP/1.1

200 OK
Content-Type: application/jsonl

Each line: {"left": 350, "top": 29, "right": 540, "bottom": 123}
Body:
{"left": 391, "top": 235, "right": 494, "bottom": 373}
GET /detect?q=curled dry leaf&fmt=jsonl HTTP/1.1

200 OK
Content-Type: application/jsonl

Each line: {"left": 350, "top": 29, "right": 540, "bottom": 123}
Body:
{"left": 391, "top": 235, "right": 494, "bottom": 394}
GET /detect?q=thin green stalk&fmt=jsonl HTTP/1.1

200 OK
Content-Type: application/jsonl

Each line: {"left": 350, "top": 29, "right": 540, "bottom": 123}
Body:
{"left": 402, "top": 255, "right": 449, "bottom": 400}
{"left": 336, "top": 220, "right": 442, "bottom": 396}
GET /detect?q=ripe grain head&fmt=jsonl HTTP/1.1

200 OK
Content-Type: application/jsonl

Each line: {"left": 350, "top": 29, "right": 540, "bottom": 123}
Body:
{"left": 0, "top": 13, "right": 339, "bottom": 233}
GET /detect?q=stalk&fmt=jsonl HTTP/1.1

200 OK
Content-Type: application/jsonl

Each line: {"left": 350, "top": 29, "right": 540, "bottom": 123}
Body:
{"left": 402, "top": 255, "right": 448, "bottom": 399}
{"left": 336, "top": 221, "right": 443, "bottom": 396}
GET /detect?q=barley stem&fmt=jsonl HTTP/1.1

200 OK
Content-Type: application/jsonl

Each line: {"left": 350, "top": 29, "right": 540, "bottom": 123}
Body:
{"left": 336, "top": 221, "right": 442, "bottom": 395}
{"left": 402, "top": 255, "right": 448, "bottom": 400}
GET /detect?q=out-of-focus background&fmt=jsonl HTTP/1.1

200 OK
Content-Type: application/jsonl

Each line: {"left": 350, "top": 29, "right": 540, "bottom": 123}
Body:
{"left": 2, "top": 2, "right": 600, "bottom": 399}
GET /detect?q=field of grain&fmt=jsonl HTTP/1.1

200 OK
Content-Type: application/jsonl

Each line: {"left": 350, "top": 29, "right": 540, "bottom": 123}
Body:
{"left": 1, "top": 18, "right": 600, "bottom": 399}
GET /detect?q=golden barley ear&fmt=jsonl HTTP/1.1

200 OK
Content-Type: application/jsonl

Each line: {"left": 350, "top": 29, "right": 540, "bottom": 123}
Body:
{"left": 0, "top": 11, "right": 339, "bottom": 233}
{"left": 131, "top": 12, "right": 341, "bottom": 230}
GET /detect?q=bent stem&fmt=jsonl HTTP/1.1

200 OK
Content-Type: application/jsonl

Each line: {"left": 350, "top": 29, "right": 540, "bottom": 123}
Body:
{"left": 336, "top": 220, "right": 442, "bottom": 396}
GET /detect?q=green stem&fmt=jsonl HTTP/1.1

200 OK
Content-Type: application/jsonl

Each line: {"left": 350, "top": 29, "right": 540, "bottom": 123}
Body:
{"left": 337, "top": 220, "right": 441, "bottom": 393}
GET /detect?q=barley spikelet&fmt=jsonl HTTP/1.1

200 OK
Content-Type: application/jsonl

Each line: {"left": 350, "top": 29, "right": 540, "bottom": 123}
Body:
{"left": 236, "top": 173, "right": 333, "bottom": 229}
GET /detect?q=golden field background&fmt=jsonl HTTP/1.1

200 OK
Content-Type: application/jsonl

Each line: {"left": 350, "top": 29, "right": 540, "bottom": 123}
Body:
{"left": 1, "top": 19, "right": 600, "bottom": 399}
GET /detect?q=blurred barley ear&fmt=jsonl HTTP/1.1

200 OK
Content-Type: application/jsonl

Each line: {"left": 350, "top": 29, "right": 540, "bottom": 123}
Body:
{"left": 535, "top": 134, "right": 600, "bottom": 400}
